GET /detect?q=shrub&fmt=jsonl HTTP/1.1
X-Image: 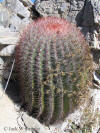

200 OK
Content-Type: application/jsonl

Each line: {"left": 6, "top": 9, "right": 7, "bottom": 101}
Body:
{"left": 15, "top": 17, "right": 93, "bottom": 125}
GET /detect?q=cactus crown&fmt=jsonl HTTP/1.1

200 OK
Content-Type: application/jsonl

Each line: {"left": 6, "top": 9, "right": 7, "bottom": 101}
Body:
{"left": 15, "top": 17, "right": 93, "bottom": 125}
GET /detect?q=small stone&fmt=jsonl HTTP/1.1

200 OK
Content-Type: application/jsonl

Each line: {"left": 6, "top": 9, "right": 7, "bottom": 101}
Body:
{"left": 93, "top": 71, "right": 100, "bottom": 89}
{"left": 9, "top": 15, "right": 22, "bottom": 31}
{"left": 15, "top": 0, "right": 30, "bottom": 18}
{"left": 60, "top": 3, "right": 67, "bottom": 12}
{"left": 0, "top": 45, "right": 16, "bottom": 56}
{"left": 22, "top": 113, "right": 51, "bottom": 133}
{"left": 0, "top": 27, "right": 19, "bottom": 45}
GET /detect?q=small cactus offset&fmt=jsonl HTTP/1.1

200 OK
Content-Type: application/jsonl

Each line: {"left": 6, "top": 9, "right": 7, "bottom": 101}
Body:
{"left": 15, "top": 17, "right": 93, "bottom": 125}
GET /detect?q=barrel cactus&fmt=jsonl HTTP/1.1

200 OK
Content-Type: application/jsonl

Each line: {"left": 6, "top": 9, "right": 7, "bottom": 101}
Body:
{"left": 15, "top": 17, "right": 93, "bottom": 125}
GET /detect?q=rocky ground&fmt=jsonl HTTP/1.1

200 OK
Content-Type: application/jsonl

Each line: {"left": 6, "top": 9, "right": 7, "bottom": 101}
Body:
{"left": 0, "top": 0, "right": 100, "bottom": 133}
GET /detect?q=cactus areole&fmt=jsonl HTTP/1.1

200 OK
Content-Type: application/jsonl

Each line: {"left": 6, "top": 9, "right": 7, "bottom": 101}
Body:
{"left": 15, "top": 17, "right": 93, "bottom": 125}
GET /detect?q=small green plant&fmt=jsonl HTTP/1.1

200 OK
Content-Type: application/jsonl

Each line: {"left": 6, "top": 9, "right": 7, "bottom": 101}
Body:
{"left": 15, "top": 17, "right": 93, "bottom": 125}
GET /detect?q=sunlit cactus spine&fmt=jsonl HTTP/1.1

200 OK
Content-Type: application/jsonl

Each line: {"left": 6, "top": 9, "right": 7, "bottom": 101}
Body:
{"left": 15, "top": 17, "right": 93, "bottom": 125}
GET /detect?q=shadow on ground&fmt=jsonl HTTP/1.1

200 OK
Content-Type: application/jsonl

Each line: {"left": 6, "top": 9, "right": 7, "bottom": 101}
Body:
{"left": 2, "top": 56, "right": 21, "bottom": 105}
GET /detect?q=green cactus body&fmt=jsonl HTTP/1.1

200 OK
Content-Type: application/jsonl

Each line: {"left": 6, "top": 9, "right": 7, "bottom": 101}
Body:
{"left": 15, "top": 17, "right": 93, "bottom": 125}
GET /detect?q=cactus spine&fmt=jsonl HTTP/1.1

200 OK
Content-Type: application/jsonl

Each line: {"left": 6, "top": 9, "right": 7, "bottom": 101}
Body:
{"left": 15, "top": 17, "right": 93, "bottom": 125}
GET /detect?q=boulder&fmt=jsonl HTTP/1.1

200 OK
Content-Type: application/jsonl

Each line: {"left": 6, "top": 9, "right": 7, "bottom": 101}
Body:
{"left": 0, "top": 27, "right": 19, "bottom": 45}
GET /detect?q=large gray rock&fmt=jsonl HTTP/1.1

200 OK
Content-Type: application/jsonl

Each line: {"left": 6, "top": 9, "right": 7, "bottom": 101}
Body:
{"left": 0, "top": 27, "right": 19, "bottom": 45}
{"left": 9, "top": 14, "right": 31, "bottom": 31}
{"left": 2, "top": 0, "right": 30, "bottom": 18}
{"left": 91, "top": 0, "right": 100, "bottom": 24}
{"left": 91, "top": 0, "right": 100, "bottom": 50}
{"left": 0, "top": 45, "right": 16, "bottom": 56}
{"left": 0, "top": 0, "right": 32, "bottom": 31}
{"left": 34, "top": 0, "right": 60, "bottom": 17}
{"left": 34, "top": 0, "right": 85, "bottom": 23}
{"left": 0, "top": 5, "right": 11, "bottom": 27}
{"left": 14, "top": 0, "right": 30, "bottom": 18}
{"left": 9, "top": 15, "right": 22, "bottom": 31}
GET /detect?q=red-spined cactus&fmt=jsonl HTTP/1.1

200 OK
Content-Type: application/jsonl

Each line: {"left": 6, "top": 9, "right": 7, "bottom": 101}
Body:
{"left": 15, "top": 17, "right": 93, "bottom": 125}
